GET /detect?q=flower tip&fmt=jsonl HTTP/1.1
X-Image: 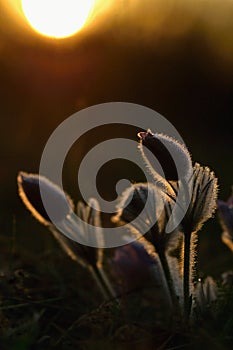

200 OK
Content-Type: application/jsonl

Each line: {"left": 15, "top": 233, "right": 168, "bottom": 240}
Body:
{"left": 17, "top": 171, "right": 27, "bottom": 183}
{"left": 17, "top": 171, "right": 50, "bottom": 225}
{"left": 17, "top": 171, "right": 34, "bottom": 191}
{"left": 137, "top": 130, "right": 153, "bottom": 141}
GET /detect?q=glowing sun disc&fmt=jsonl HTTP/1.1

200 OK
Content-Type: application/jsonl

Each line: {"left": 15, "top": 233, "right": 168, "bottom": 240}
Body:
{"left": 21, "top": 0, "right": 95, "bottom": 38}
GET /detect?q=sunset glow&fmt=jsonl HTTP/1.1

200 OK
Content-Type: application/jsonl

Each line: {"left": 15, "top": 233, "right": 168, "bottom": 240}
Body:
{"left": 21, "top": 0, "right": 95, "bottom": 39}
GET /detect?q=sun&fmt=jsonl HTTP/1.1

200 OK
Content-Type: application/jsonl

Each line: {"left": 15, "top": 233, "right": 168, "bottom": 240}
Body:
{"left": 21, "top": 0, "right": 95, "bottom": 39}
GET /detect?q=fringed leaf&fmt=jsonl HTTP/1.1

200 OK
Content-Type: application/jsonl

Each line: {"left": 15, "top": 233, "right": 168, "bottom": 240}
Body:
{"left": 76, "top": 198, "right": 104, "bottom": 265}
{"left": 183, "top": 163, "right": 218, "bottom": 233}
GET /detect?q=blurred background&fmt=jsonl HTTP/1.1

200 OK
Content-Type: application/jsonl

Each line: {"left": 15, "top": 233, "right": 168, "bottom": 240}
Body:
{"left": 0, "top": 0, "right": 233, "bottom": 276}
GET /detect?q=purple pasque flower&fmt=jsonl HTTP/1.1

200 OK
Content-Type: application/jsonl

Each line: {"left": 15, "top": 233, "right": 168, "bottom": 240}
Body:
{"left": 17, "top": 172, "right": 103, "bottom": 268}
{"left": 138, "top": 129, "right": 193, "bottom": 183}
{"left": 17, "top": 172, "right": 117, "bottom": 299}
{"left": 138, "top": 130, "right": 218, "bottom": 234}
{"left": 112, "top": 240, "right": 163, "bottom": 292}
{"left": 217, "top": 189, "right": 233, "bottom": 252}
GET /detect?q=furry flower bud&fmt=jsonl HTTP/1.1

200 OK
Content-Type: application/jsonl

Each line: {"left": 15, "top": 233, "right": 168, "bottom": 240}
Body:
{"left": 17, "top": 172, "right": 73, "bottom": 225}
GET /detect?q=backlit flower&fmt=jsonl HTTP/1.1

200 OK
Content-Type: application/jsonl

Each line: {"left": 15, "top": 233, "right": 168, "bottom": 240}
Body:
{"left": 17, "top": 172, "right": 103, "bottom": 268}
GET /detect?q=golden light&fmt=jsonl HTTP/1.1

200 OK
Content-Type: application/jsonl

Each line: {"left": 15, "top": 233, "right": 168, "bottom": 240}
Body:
{"left": 21, "top": 0, "right": 95, "bottom": 39}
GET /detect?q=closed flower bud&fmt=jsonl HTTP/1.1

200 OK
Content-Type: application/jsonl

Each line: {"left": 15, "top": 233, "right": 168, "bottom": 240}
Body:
{"left": 138, "top": 130, "right": 192, "bottom": 183}
{"left": 17, "top": 172, "right": 103, "bottom": 269}
{"left": 17, "top": 172, "right": 73, "bottom": 225}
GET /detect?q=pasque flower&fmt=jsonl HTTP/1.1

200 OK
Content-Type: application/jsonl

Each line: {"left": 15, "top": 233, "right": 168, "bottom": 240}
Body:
{"left": 18, "top": 172, "right": 100, "bottom": 267}
{"left": 138, "top": 130, "right": 193, "bottom": 181}
{"left": 138, "top": 130, "right": 218, "bottom": 320}
{"left": 17, "top": 172, "right": 115, "bottom": 299}
{"left": 138, "top": 130, "right": 218, "bottom": 232}
{"left": 113, "top": 181, "right": 182, "bottom": 309}
{"left": 112, "top": 239, "right": 172, "bottom": 321}
{"left": 114, "top": 130, "right": 218, "bottom": 321}
{"left": 217, "top": 189, "right": 233, "bottom": 252}
{"left": 112, "top": 240, "right": 158, "bottom": 291}
{"left": 17, "top": 127, "right": 219, "bottom": 320}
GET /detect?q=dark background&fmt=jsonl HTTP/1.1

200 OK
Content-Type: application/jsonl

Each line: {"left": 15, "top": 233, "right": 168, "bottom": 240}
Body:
{"left": 0, "top": 0, "right": 233, "bottom": 276}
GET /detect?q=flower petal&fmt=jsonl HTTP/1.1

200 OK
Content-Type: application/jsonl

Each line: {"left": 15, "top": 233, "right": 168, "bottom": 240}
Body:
{"left": 112, "top": 182, "right": 165, "bottom": 236}
{"left": 138, "top": 130, "right": 192, "bottom": 185}
{"left": 17, "top": 172, "right": 73, "bottom": 225}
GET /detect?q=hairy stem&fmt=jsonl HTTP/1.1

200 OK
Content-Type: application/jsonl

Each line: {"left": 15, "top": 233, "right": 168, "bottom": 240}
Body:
{"left": 90, "top": 264, "right": 116, "bottom": 300}
{"left": 96, "top": 263, "right": 117, "bottom": 298}
{"left": 190, "top": 233, "right": 198, "bottom": 286}
{"left": 183, "top": 231, "right": 191, "bottom": 322}
{"left": 158, "top": 249, "right": 179, "bottom": 311}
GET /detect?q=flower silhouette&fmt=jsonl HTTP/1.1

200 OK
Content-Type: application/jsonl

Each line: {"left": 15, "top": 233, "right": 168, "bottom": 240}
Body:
{"left": 17, "top": 128, "right": 220, "bottom": 322}
{"left": 17, "top": 172, "right": 115, "bottom": 299}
